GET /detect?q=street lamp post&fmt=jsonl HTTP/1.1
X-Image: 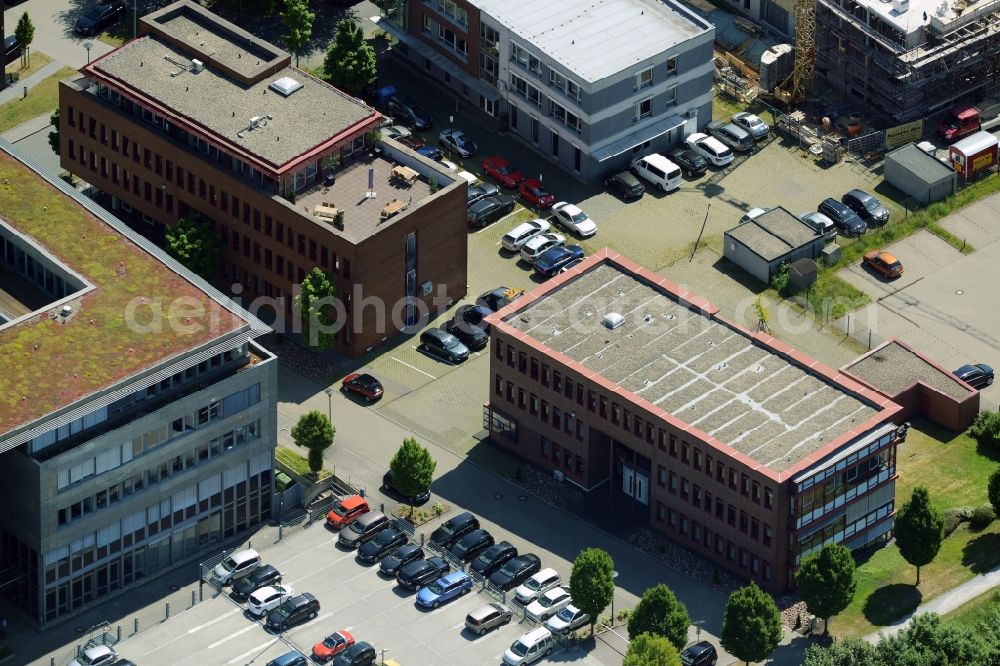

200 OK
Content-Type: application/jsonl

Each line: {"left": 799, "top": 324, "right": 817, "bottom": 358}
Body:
{"left": 83, "top": 41, "right": 93, "bottom": 65}
{"left": 610, "top": 570, "right": 619, "bottom": 622}
{"left": 324, "top": 387, "right": 334, "bottom": 424}
{"left": 694, "top": 619, "right": 705, "bottom": 641}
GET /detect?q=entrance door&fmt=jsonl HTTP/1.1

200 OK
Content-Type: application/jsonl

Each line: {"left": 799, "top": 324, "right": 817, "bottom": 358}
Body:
{"left": 634, "top": 473, "right": 649, "bottom": 506}
{"left": 622, "top": 463, "right": 635, "bottom": 498}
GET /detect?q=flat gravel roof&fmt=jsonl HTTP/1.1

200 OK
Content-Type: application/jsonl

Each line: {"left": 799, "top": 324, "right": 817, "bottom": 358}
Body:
{"left": 725, "top": 207, "right": 821, "bottom": 262}
{"left": 845, "top": 339, "right": 972, "bottom": 400}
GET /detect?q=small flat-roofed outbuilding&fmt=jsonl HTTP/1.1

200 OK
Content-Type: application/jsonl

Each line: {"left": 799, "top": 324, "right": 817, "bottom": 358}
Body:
{"left": 884, "top": 143, "right": 957, "bottom": 205}
{"left": 723, "top": 206, "right": 828, "bottom": 284}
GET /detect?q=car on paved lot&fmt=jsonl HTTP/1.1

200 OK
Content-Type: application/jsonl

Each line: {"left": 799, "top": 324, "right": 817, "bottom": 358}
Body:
{"left": 731, "top": 112, "right": 770, "bottom": 140}
{"left": 412, "top": 143, "right": 444, "bottom": 161}
{"left": 489, "top": 553, "right": 542, "bottom": 591}
{"left": 603, "top": 170, "right": 645, "bottom": 200}
{"left": 326, "top": 495, "right": 370, "bottom": 530}
{"left": 247, "top": 584, "right": 295, "bottom": 617}
{"left": 863, "top": 250, "right": 903, "bottom": 279}
{"left": 706, "top": 121, "right": 753, "bottom": 152}
{"left": 430, "top": 511, "right": 480, "bottom": 548}
{"left": 471, "top": 540, "right": 518, "bottom": 576}
{"left": 514, "top": 567, "right": 562, "bottom": 604}
{"left": 818, "top": 198, "right": 866, "bottom": 237}
{"left": 444, "top": 316, "right": 489, "bottom": 350}
{"left": 669, "top": 148, "right": 708, "bottom": 177}
{"left": 416, "top": 570, "right": 473, "bottom": 608}
{"left": 449, "top": 528, "right": 495, "bottom": 562}
{"left": 559, "top": 257, "right": 585, "bottom": 273}
{"left": 524, "top": 586, "right": 572, "bottom": 621}
{"left": 386, "top": 94, "right": 432, "bottom": 130}
{"left": 453, "top": 303, "right": 493, "bottom": 334}
{"left": 502, "top": 218, "right": 552, "bottom": 251}
{"left": 438, "top": 158, "right": 460, "bottom": 172}
{"left": 439, "top": 128, "right": 478, "bottom": 157}
{"left": 266, "top": 592, "right": 320, "bottom": 632}
{"left": 520, "top": 233, "right": 566, "bottom": 264}
{"left": 466, "top": 602, "right": 513, "bottom": 635}
{"left": 379, "top": 543, "right": 424, "bottom": 576}
{"left": 341, "top": 373, "right": 383, "bottom": 402}
{"left": 954, "top": 363, "right": 995, "bottom": 389}
{"left": 75, "top": 1, "right": 127, "bottom": 36}
{"left": 503, "top": 626, "right": 555, "bottom": 665}
{"left": 212, "top": 548, "right": 261, "bottom": 585}
{"left": 739, "top": 207, "right": 769, "bottom": 224}
{"left": 684, "top": 132, "right": 734, "bottom": 167}
{"left": 382, "top": 469, "right": 432, "bottom": 504}
{"left": 551, "top": 202, "right": 597, "bottom": 237}
{"left": 518, "top": 179, "right": 556, "bottom": 209}
{"left": 382, "top": 124, "right": 412, "bottom": 141}
{"left": 397, "top": 555, "right": 450, "bottom": 590}
{"left": 482, "top": 155, "right": 526, "bottom": 188}
{"left": 358, "top": 525, "right": 408, "bottom": 563}
{"left": 799, "top": 211, "right": 837, "bottom": 237}
{"left": 545, "top": 604, "right": 590, "bottom": 634}
{"left": 467, "top": 194, "right": 516, "bottom": 228}
{"left": 338, "top": 511, "right": 391, "bottom": 548}
{"left": 419, "top": 328, "right": 470, "bottom": 364}
{"left": 535, "top": 245, "right": 585, "bottom": 278}
{"left": 467, "top": 182, "right": 500, "bottom": 208}
{"left": 312, "top": 630, "right": 356, "bottom": 663}
{"left": 331, "top": 641, "right": 376, "bottom": 666}
{"left": 680, "top": 640, "right": 719, "bottom": 666}
{"left": 3, "top": 35, "right": 23, "bottom": 67}
{"left": 69, "top": 646, "right": 117, "bottom": 666}
{"left": 264, "top": 652, "right": 308, "bottom": 666}
{"left": 478, "top": 286, "right": 524, "bottom": 312}
{"left": 842, "top": 189, "right": 890, "bottom": 227}
{"left": 230, "top": 563, "right": 282, "bottom": 601}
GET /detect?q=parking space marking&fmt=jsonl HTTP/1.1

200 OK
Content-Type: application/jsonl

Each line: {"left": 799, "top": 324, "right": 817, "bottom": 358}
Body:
{"left": 277, "top": 536, "right": 340, "bottom": 565}
{"left": 187, "top": 608, "right": 241, "bottom": 634}
{"left": 227, "top": 637, "right": 283, "bottom": 664}
{"left": 207, "top": 624, "right": 257, "bottom": 649}
{"left": 287, "top": 549, "right": 357, "bottom": 583}
{"left": 391, "top": 356, "right": 437, "bottom": 380}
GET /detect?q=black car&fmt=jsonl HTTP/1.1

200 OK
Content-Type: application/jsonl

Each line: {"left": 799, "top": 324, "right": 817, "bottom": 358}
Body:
{"left": 818, "top": 198, "right": 866, "bottom": 237}
{"left": 603, "top": 171, "right": 645, "bottom": 200}
{"left": 3, "top": 35, "right": 23, "bottom": 67}
{"left": 230, "top": 564, "right": 282, "bottom": 601}
{"left": 471, "top": 541, "right": 518, "bottom": 576}
{"left": 489, "top": 553, "right": 542, "bottom": 591}
{"left": 467, "top": 183, "right": 500, "bottom": 208}
{"left": 680, "top": 641, "right": 718, "bottom": 666}
{"left": 444, "top": 317, "right": 488, "bottom": 350}
{"left": 454, "top": 304, "right": 492, "bottom": 334}
{"left": 429, "top": 511, "right": 480, "bottom": 548}
{"left": 266, "top": 593, "right": 320, "bottom": 632}
{"left": 669, "top": 148, "right": 708, "bottom": 177}
{"left": 379, "top": 543, "right": 424, "bottom": 576}
{"left": 477, "top": 287, "right": 523, "bottom": 312}
{"left": 467, "top": 194, "right": 516, "bottom": 228}
{"left": 954, "top": 363, "right": 995, "bottom": 389}
{"left": 382, "top": 469, "right": 431, "bottom": 505}
{"left": 331, "top": 642, "right": 376, "bottom": 666}
{"left": 397, "top": 556, "right": 450, "bottom": 590}
{"left": 841, "top": 189, "right": 890, "bottom": 227}
{"left": 75, "top": 1, "right": 127, "bottom": 36}
{"left": 449, "top": 529, "right": 495, "bottom": 562}
{"left": 357, "top": 527, "right": 408, "bottom": 564}
{"left": 386, "top": 94, "right": 433, "bottom": 130}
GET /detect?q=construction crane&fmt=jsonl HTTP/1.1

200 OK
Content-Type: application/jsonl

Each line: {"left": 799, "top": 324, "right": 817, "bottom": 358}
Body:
{"left": 775, "top": 0, "right": 816, "bottom": 104}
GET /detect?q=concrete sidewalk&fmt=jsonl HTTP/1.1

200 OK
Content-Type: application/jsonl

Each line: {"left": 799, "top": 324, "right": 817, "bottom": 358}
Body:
{"left": 0, "top": 60, "right": 66, "bottom": 106}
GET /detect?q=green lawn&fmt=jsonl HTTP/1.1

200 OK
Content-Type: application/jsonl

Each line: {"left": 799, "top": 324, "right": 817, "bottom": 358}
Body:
{"left": 4, "top": 51, "right": 53, "bottom": 83}
{"left": 0, "top": 66, "right": 78, "bottom": 133}
{"left": 275, "top": 446, "right": 332, "bottom": 482}
{"left": 944, "top": 589, "right": 1000, "bottom": 627}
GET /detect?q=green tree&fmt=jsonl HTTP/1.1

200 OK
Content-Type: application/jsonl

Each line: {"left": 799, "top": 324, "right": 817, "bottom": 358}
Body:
{"left": 323, "top": 19, "right": 377, "bottom": 96}
{"left": 48, "top": 108, "right": 60, "bottom": 155}
{"left": 894, "top": 486, "right": 943, "bottom": 585}
{"left": 795, "top": 543, "right": 857, "bottom": 636}
{"left": 297, "top": 267, "right": 340, "bottom": 349}
{"left": 720, "top": 582, "right": 782, "bottom": 666}
{"left": 802, "top": 637, "right": 878, "bottom": 666}
{"left": 15, "top": 13, "right": 35, "bottom": 66}
{"left": 626, "top": 584, "right": 690, "bottom": 652}
{"left": 290, "top": 410, "right": 334, "bottom": 476}
{"left": 281, "top": 0, "right": 314, "bottom": 67}
{"left": 388, "top": 437, "right": 436, "bottom": 511}
{"left": 876, "top": 613, "right": 988, "bottom": 665}
{"left": 623, "top": 632, "right": 681, "bottom": 666}
{"left": 989, "top": 468, "right": 1000, "bottom": 518}
{"left": 165, "top": 215, "right": 222, "bottom": 281}
{"left": 569, "top": 548, "right": 615, "bottom": 635}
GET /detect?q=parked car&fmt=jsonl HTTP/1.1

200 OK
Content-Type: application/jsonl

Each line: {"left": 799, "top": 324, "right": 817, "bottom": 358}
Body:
{"left": 338, "top": 511, "right": 390, "bottom": 549}
{"left": 471, "top": 541, "right": 518, "bottom": 576}
{"left": 312, "top": 630, "right": 356, "bottom": 663}
{"left": 212, "top": 548, "right": 261, "bottom": 585}
{"left": 739, "top": 207, "right": 769, "bottom": 224}
{"left": 466, "top": 602, "right": 513, "bottom": 635}
{"left": 386, "top": 94, "right": 432, "bottom": 129}
{"left": 453, "top": 303, "right": 493, "bottom": 334}
{"left": 502, "top": 627, "right": 555, "bottom": 665}
{"left": 818, "top": 198, "right": 866, "bottom": 237}
{"left": 545, "top": 604, "right": 590, "bottom": 634}
{"left": 330, "top": 642, "right": 376, "bottom": 666}
{"left": 413, "top": 144, "right": 444, "bottom": 161}
{"left": 669, "top": 148, "right": 708, "bottom": 177}
{"left": 482, "top": 155, "right": 525, "bottom": 188}
{"left": 684, "top": 133, "right": 734, "bottom": 167}
{"left": 502, "top": 218, "right": 551, "bottom": 251}
{"left": 954, "top": 363, "right": 995, "bottom": 389}
{"left": 438, "top": 159, "right": 460, "bottom": 172}
{"left": 799, "top": 211, "right": 837, "bottom": 237}
{"left": 489, "top": 553, "right": 542, "bottom": 591}
{"left": 603, "top": 170, "right": 645, "bottom": 199}
{"left": 862, "top": 250, "right": 903, "bottom": 279}
{"left": 382, "top": 468, "right": 432, "bottom": 504}
{"left": 382, "top": 124, "right": 412, "bottom": 141}
{"left": 341, "top": 373, "right": 383, "bottom": 402}
{"left": 559, "top": 257, "right": 585, "bottom": 273}
{"left": 264, "top": 653, "right": 308, "bottom": 666}
{"left": 75, "top": 1, "right": 127, "bottom": 36}
{"left": 231, "top": 564, "right": 282, "bottom": 601}
{"left": 419, "top": 328, "right": 470, "bottom": 363}
{"left": 680, "top": 641, "right": 719, "bottom": 666}
{"left": 477, "top": 286, "right": 524, "bottom": 312}
{"left": 514, "top": 567, "right": 562, "bottom": 604}
{"left": 357, "top": 526, "right": 408, "bottom": 563}
{"left": 416, "top": 570, "right": 473, "bottom": 608}
{"left": 731, "top": 112, "right": 771, "bottom": 140}
{"left": 265, "top": 593, "right": 320, "bottom": 632}
{"left": 551, "top": 202, "right": 597, "bottom": 237}
{"left": 519, "top": 233, "right": 566, "bottom": 264}
{"left": 3, "top": 35, "right": 23, "bottom": 67}
{"left": 69, "top": 646, "right": 117, "bottom": 666}
{"left": 842, "top": 189, "right": 890, "bottom": 227}
{"left": 467, "top": 182, "right": 500, "bottom": 208}
{"left": 439, "top": 128, "right": 478, "bottom": 157}
{"left": 525, "top": 586, "right": 572, "bottom": 621}
{"left": 326, "top": 495, "right": 370, "bottom": 530}
{"left": 630, "top": 153, "right": 682, "bottom": 192}
{"left": 429, "top": 511, "right": 480, "bottom": 548}
{"left": 444, "top": 316, "right": 488, "bottom": 350}
{"left": 397, "top": 555, "right": 450, "bottom": 590}
{"left": 534, "top": 245, "right": 585, "bottom": 278}
{"left": 247, "top": 584, "right": 295, "bottom": 617}
{"left": 467, "top": 194, "right": 516, "bottom": 228}
{"left": 379, "top": 543, "right": 424, "bottom": 577}
{"left": 518, "top": 178, "right": 556, "bottom": 210}
{"left": 449, "top": 529, "right": 495, "bottom": 562}
{"left": 706, "top": 121, "right": 753, "bottom": 152}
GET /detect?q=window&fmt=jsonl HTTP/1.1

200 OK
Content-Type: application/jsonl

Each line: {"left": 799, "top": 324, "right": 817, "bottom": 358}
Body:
{"left": 666, "top": 56, "right": 677, "bottom": 74}
{"left": 550, "top": 100, "right": 583, "bottom": 132}
{"left": 635, "top": 67, "right": 653, "bottom": 90}
{"left": 510, "top": 41, "right": 541, "bottom": 76}
{"left": 510, "top": 74, "right": 541, "bottom": 107}
{"left": 438, "top": 25, "right": 468, "bottom": 55}
{"left": 436, "top": 0, "right": 468, "bottom": 27}
{"left": 764, "top": 487, "right": 774, "bottom": 509}
{"left": 658, "top": 466, "right": 666, "bottom": 487}
{"left": 634, "top": 98, "right": 652, "bottom": 121}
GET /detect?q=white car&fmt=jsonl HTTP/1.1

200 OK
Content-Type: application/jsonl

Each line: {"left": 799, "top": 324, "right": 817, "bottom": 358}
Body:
{"left": 502, "top": 218, "right": 551, "bottom": 251}
{"left": 439, "top": 128, "right": 479, "bottom": 157}
{"left": 438, "top": 159, "right": 459, "bottom": 172}
{"left": 731, "top": 111, "right": 770, "bottom": 140}
{"left": 684, "top": 132, "right": 734, "bottom": 167}
{"left": 382, "top": 124, "right": 412, "bottom": 140}
{"left": 545, "top": 604, "right": 590, "bottom": 634}
{"left": 738, "top": 207, "right": 769, "bottom": 224}
{"left": 551, "top": 202, "right": 597, "bottom": 237}
{"left": 69, "top": 646, "right": 117, "bottom": 666}
{"left": 519, "top": 233, "right": 565, "bottom": 264}
{"left": 525, "top": 586, "right": 572, "bottom": 621}
{"left": 514, "top": 567, "right": 561, "bottom": 604}
{"left": 247, "top": 584, "right": 295, "bottom": 617}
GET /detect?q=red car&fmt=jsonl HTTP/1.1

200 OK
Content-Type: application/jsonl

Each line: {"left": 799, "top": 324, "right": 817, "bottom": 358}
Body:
{"left": 518, "top": 179, "right": 555, "bottom": 209}
{"left": 312, "top": 630, "right": 355, "bottom": 662}
{"left": 482, "top": 155, "right": 525, "bottom": 188}
{"left": 341, "top": 373, "right": 384, "bottom": 402}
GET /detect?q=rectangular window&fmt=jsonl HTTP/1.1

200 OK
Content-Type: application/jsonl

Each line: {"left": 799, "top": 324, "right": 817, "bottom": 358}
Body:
{"left": 634, "top": 98, "right": 652, "bottom": 121}
{"left": 635, "top": 67, "right": 653, "bottom": 90}
{"left": 666, "top": 56, "right": 678, "bottom": 74}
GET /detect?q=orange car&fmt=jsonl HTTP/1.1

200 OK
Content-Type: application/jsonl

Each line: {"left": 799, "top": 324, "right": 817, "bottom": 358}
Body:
{"left": 312, "top": 629, "right": 355, "bottom": 663}
{"left": 863, "top": 250, "right": 903, "bottom": 278}
{"left": 326, "top": 494, "right": 370, "bottom": 530}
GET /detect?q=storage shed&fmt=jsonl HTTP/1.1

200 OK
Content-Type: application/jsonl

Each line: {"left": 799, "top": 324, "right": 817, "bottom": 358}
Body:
{"left": 723, "top": 207, "right": 829, "bottom": 284}
{"left": 884, "top": 143, "right": 957, "bottom": 204}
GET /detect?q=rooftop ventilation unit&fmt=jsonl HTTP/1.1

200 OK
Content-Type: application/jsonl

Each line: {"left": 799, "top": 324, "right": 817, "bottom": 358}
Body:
{"left": 269, "top": 76, "right": 303, "bottom": 97}
{"left": 602, "top": 312, "right": 624, "bottom": 330}
{"left": 191, "top": 59, "right": 204, "bottom": 73}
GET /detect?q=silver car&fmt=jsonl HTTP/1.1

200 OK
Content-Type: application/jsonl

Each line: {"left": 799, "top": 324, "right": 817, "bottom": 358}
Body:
{"left": 731, "top": 112, "right": 770, "bottom": 140}
{"left": 466, "top": 602, "right": 513, "bottom": 635}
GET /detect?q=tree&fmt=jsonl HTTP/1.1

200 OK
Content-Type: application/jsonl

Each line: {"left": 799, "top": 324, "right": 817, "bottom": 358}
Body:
{"left": 297, "top": 267, "right": 340, "bottom": 349}
{"left": 15, "top": 13, "right": 35, "bottom": 67}
{"left": 720, "top": 582, "right": 782, "bottom": 666}
{"left": 876, "top": 612, "right": 988, "bottom": 665}
{"left": 626, "top": 584, "right": 690, "bottom": 652}
{"left": 281, "top": 0, "right": 314, "bottom": 67}
{"left": 290, "top": 410, "right": 334, "bottom": 476}
{"left": 894, "top": 486, "right": 943, "bottom": 585}
{"left": 795, "top": 543, "right": 857, "bottom": 636}
{"left": 803, "top": 637, "right": 878, "bottom": 666}
{"left": 623, "top": 632, "right": 681, "bottom": 666}
{"left": 569, "top": 548, "right": 615, "bottom": 635}
{"left": 388, "top": 437, "right": 436, "bottom": 511}
{"left": 988, "top": 468, "right": 1000, "bottom": 518}
{"left": 48, "top": 109, "right": 60, "bottom": 155}
{"left": 165, "top": 215, "right": 222, "bottom": 281}
{"left": 323, "top": 19, "right": 377, "bottom": 96}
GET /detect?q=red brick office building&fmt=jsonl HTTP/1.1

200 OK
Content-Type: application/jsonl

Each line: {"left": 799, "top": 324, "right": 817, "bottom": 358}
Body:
{"left": 485, "top": 250, "right": 906, "bottom": 591}
{"left": 58, "top": 0, "right": 468, "bottom": 356}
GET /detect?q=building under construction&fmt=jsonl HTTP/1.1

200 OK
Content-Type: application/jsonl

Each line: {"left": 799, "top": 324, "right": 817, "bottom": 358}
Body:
{"left": 815, "top": 0, "right": 1000, "bottom": 122}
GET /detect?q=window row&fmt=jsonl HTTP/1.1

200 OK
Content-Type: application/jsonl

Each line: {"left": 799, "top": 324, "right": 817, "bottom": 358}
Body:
{"left": 656, "top": 502, "right": 772, "bottom": 581}
{"left": 540, "top": 437, "right": 585, "bottom": 479}
{"left": 495, "top": 375, "right": 586, "bottom": 443}
{"left": 658, "top": 469, "right": 774, "bottom": 546}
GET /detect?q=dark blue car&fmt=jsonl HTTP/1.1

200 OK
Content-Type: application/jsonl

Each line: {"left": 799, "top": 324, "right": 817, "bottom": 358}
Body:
{"left": 534, "top": 245, "right": 585, "bottom": 278}
{"left": 818, "top": 198, "right": 866, "bottom": 237}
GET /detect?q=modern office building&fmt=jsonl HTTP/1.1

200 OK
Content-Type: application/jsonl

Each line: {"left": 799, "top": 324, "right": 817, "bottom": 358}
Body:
{"left": 59, "top": 0, "right": 468, "bottom": 357}
{"left": 379, "top": 0, "right": 715, "bottom": 180}
{"left": 484, "top": 249, "right": 905, "bottom": 591}
{"left": 0, "top": 141, "right": 276, "bottom": 625}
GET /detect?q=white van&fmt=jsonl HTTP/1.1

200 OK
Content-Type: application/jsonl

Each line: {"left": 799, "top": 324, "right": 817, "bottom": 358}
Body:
{"left": 502, "top": 627, "right": 555, "bottom": 665}
{"left": 502, "top": 219, "right": 551, "bottom": 251}
{"left": 629, "top": 153, "right": 682, "bottom": 192}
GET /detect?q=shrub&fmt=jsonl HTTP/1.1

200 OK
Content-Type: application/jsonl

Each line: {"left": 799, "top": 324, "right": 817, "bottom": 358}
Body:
{"left": 969, "top": 411, "right": 1000, "bottom": 448}
{"left": 770, "top": 261, "right": 791, "bottom": 295}
{"left": 971, "top": 504, "right": 996, "bottom": 530}
{"left": 943, "top": 508, "right": 968, "bottom": 537}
